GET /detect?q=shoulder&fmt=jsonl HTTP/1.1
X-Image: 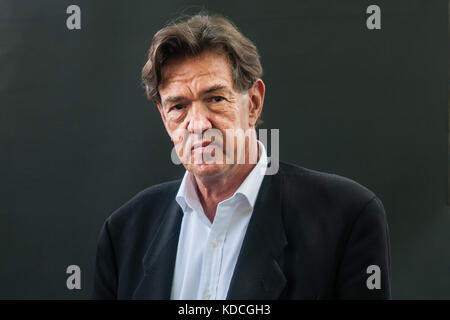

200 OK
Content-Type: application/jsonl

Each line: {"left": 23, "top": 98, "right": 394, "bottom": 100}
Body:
{"left": 278, "top": 160, "right": 376, "bottom": 201}
{"left": 104, "top": 179, "right": 182, "bottom": 235}
{"left": 277, "top": 161, "right": 382, "bottom": 224}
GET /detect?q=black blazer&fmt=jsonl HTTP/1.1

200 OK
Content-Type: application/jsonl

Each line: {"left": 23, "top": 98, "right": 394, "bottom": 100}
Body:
{"left": 93, "top": 161, "right": 391, "bottom": 299}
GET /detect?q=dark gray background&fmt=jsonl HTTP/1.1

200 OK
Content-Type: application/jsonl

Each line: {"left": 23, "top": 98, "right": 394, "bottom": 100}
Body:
{"left": 0, "top": 0, "right": 448, "bottom": 299}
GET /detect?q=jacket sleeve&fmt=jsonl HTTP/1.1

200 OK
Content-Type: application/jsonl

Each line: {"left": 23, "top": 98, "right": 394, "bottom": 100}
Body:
{"left": 335, "top": 196, "right": 392, "bottom": 299}
{"left": 92, "top": 219, "right": 118, "bottom": 299}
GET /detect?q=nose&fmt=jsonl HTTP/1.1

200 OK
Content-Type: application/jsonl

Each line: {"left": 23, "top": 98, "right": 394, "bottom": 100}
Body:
{"left": 186, "top": 102, "right": 212, "bottom": 134}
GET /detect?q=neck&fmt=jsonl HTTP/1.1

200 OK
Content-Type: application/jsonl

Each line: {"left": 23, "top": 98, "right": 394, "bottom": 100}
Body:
{"left": 193, "top": 142, "right": 260, "bottom": 223}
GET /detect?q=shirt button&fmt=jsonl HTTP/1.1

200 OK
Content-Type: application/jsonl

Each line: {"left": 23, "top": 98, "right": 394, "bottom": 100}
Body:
{"left": 203, "top": 292, "right": 211, "bottom": 299}
{"left": 210, "top": 240, "right": 218, "bottom": 248}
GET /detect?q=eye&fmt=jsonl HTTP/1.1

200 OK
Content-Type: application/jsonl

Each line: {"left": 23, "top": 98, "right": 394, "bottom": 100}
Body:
{"left": 211, "top": 96, "right": 225, "bottom": 103}
{"left": 170, "top": 104, "right": 185, "bottom": 111}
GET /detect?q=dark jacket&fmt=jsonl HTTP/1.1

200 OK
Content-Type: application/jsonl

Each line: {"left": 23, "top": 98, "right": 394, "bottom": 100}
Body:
{"left": 93, "top": 161, "right": 391, "bottom": 299}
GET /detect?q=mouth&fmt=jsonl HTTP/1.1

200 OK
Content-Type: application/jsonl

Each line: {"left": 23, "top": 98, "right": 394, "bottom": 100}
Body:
{"left": 191, "top": 140, "right": 213, "bottom": 152}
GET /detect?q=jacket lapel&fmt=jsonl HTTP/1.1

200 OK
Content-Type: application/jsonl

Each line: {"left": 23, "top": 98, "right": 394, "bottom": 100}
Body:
{"left": 227, "top": 170, "right": 288, "bottom": 299}
{"left": 132, "top": 197, "right": 183, "bottom": 299}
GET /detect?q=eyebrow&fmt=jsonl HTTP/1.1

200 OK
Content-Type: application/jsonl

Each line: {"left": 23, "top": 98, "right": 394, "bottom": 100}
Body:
{"left": 163, "top": 84, "right": 229, "bottom": 106}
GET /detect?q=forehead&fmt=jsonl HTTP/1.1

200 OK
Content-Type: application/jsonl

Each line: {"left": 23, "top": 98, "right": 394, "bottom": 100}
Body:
{"left": 159, "top": 50, "right": 233, "bottom": 95}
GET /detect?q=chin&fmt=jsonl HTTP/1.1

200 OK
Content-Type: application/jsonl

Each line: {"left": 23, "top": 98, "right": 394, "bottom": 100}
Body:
{"left": 185, "top": 162, "right": 228, "bottom": 178}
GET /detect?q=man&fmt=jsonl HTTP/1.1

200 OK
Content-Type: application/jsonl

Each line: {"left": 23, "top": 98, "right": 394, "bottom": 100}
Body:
{"left": 93, "top": 13, "right": 391, "bottom": 300}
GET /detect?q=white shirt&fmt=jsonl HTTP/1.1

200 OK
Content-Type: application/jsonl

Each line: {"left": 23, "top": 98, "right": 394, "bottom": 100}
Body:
{"left": 170, "top": 140, "right": 268, "bottom": 300}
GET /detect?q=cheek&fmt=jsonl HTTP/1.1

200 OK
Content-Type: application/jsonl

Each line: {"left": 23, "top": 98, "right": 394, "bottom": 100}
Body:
{"left": 233, "top": 96, "right": 250, "bottom": 126}
{"left": 166, "top": 120, "right": 177, "bottom": 134}
{"left": 168, "top": 125, "right": 186, "bottom": 143}
{"left": 215, "top": 103, "right": 243, "bottom": 126}
{"left": 166, "top": 111, "right": 185, "bottom": 126}
{"left": 165, "top": 115, "right": 186, "bottom": 135}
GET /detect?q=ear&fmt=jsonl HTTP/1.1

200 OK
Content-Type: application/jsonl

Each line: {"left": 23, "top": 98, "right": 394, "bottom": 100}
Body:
{"left": 247, "top": 79, "right": 265, "bottom": 127}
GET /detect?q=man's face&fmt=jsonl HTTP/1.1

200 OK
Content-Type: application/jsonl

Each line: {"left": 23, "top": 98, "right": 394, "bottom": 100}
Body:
{"left": 157, "top": 49, "right": 263, "bottom": 179}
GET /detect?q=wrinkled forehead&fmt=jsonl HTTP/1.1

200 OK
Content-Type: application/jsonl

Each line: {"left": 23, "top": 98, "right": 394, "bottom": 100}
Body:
{"left": 159, "top": 49, "right": 234, "bottom": 94}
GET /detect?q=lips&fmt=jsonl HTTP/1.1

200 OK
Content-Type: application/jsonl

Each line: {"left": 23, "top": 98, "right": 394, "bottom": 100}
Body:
{"left": 191, "top": 140, "right": 212, "bottom": 151}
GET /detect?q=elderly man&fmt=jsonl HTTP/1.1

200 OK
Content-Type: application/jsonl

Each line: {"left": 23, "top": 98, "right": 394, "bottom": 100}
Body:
{"left": 93, "top": 13, "right": 391, "bottom": 300}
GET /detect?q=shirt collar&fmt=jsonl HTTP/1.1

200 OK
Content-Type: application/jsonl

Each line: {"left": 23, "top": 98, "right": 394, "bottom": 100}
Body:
{"left": 175, "top": 140, "right": 268, "bottom": 213}
{"left": 233, "top": 140, "right": 268, "bottom": 208}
